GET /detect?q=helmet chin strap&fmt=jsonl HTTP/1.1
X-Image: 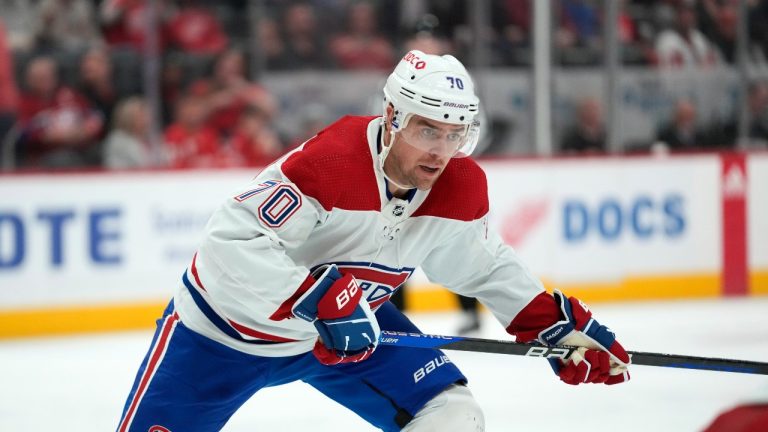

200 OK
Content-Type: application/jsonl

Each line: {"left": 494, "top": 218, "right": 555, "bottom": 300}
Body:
{"left": 378, "top": 121, "right": 415, "bottom": 191}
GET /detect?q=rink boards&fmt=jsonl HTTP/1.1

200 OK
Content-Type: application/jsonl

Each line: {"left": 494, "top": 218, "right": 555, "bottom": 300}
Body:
{"left": 0, "top": 152, "right": 766, "bottom": 337}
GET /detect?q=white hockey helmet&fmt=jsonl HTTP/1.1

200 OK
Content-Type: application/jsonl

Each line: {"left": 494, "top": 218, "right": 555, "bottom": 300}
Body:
{"left": 383, "top": 50, "right": 481, "bottom": 158}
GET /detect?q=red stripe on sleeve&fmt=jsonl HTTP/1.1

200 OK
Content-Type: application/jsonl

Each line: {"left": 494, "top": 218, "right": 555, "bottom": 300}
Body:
{"left": 190, "top": 253, "right": 206, "bottom": 292}
{"left": 269, "top": 274, "right": 316, "bottom": 321}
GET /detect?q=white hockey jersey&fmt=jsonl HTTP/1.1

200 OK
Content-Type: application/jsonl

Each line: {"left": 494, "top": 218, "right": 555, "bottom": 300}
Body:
{"left": 174, "top": 116, "right": 547, "bottom": 356}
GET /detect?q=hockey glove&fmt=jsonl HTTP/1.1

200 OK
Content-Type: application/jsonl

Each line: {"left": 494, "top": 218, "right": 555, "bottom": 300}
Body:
{"left": 539, "top": 290, "right": 631, "bottom": 385}
{"left": 293, "top": 265, "right": 380, "bottom": 365}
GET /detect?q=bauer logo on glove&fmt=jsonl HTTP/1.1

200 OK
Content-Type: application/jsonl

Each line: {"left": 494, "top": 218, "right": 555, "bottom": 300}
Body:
{"left": 292, "top": 265, "right": 381, "bottom": 365}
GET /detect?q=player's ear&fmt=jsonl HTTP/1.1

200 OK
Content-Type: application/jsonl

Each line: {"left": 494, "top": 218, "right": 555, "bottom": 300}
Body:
{"left": 384, "top": 103, "right": 395, "bottom": 132}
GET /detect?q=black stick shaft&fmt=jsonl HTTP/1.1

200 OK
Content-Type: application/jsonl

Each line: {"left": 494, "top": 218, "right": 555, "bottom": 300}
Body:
{"left": 378, "top": 331, "right": 768, "bottom": 375}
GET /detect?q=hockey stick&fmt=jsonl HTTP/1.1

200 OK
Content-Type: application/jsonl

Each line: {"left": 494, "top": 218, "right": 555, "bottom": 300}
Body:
{"left": 378, "top": 331, "right": 768, "bottom": 375}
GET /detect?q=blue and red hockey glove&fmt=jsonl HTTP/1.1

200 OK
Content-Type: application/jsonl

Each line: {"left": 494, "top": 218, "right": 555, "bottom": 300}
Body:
{"left": 293, "top": 265, "right": 380, "bottom": 365}
{"left": 538, "top": 290, "right": 631, "bottom": 385}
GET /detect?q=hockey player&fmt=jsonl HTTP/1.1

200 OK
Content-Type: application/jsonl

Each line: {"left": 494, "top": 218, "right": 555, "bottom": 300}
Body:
{"left": 117, "top": 50, "right": 631, "bottom": 432}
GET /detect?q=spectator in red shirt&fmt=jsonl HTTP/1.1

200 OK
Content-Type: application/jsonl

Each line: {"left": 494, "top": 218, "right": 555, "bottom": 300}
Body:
{"left": 99, "top": 0, "right": 170, "bottom": 52}
{"left": 329, "top": 1, "right": 395, "bottom": 71}
{"left": 189, "top": 48, "right": 277, "bottom": 138}
{"left": 17, "top": 56, "right": 104, "bottom": 168}
{"left": 165, "top": 0, "right": 228, "bottom": 55}
{"left": 163, "top": 94, "right": 220, "bottom": 169}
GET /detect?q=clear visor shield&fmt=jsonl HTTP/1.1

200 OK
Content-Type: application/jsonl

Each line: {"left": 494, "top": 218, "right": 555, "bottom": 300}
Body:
{"left": 397, "top": 116, "right": 481, "bottom": 158}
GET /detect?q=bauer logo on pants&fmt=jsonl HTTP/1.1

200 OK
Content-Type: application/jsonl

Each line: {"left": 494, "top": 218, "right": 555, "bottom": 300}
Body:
{"left": 413, "top": 355, "right": 452, "bottom": 383}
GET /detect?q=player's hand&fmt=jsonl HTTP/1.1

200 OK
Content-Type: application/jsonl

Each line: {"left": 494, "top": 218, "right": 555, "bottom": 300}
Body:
{"left": 539, "top": 290, "right": 630, "bottom": 385}
{"left": 293, "top": 265, "right": 380, "bottom": 365}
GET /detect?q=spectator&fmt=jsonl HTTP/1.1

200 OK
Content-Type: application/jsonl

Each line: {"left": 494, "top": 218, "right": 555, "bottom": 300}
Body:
{"left": 560, "top": 97, "right": 606, "bottom": 154}
{"left": 655, "top": 3, "right": 722, "bottom": 68}
{"left": 103, "top": 96, "right": 160, "bottom": 169}
{"left": 0, "top": 0, "right": 37, "bottom": 52}
{"left": 278, "top": 2, "right": 335, "bottom": 69}
{"left": 656, "top": 99, "right": 709, "bottom": 150}
{"left": 0, "top": 18, "right": 19, "bottom": 155}
{"left": 100, "top": 0, "right": 171, "bottom": 52}
{"left": 165, "top": 0, "right": 228, "bottom": 55}
{"left": 492, "top": 0, "right": 532, "bottom": 66}
{"left": 228, "top": 106, "right": 283, "bottom": 167}
{"left": 190, "top": 48, "right": 277, "bottom": 138}
{"left": 697, "top": 0, "right": 738, "bottom": 63}
{"left": 17, "top": 56, "right": 104, "bottom": 168}
{"left": 163, "top": 94, "right": 220, "bottom": 169}
{"left": 33, "top": 0, "right": 101, "bottom": 54}
{"left": 329, "top": 1, "right": 395, "bottom": 70}
{"left": 616, "top": 0, "right": 638, "bottom": 46}
{"left": 749, "top": 0, "right": 768, "bottom": 61}
{"left": 558, "top": 0, "right": 601, "bottom": 48}
{"left": 77, "top": 46, "right": 127, "bottom": 129}
{"left": 498, "top": 0, "right": 532, "bottom": 45}
{"left": 257, "top": 17, "right": 290, "bottom": 71}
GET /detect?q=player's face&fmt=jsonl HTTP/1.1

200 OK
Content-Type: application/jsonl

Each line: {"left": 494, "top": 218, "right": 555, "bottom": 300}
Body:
{"left": 385, "top": 115, "right": 464, "bottom": 191}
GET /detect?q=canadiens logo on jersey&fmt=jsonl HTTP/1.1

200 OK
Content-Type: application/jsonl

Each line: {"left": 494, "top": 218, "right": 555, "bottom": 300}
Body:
{"left": 320, "top": 262, "right": 415, "bottom": 310}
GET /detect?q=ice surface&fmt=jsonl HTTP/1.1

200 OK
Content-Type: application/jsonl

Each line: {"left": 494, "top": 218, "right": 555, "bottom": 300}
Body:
{"left": 1, "top": 297, "right": 767, "bottom": 431}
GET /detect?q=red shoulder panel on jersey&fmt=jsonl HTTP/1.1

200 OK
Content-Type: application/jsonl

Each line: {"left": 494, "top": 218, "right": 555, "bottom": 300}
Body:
{"left": 412, "top": 157, "right": 490, "bottom": 221}
{"left": 281, "top": 116, "right": 381, "bottom": 212}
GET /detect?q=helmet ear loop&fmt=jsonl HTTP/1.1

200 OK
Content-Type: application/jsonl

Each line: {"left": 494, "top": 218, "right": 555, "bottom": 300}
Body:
{"left": 380, "top": 108, "right": 403, "bottom": 169}
{"left": 378, "top": 118, "right": 415, "bottom": 191}
{"left": 379, "top": 128, "right": 395, "bottom": 164}
{"left": 377, "top": 108, "right": 397, "bottom": 174}
{"left": 380, "top": 107, "right": 398, "bottom": 157}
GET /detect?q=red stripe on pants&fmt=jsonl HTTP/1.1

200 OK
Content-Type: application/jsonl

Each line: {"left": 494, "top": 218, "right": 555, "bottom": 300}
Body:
{"left": 118, "top": 313, "right": 179, "bottom": 432}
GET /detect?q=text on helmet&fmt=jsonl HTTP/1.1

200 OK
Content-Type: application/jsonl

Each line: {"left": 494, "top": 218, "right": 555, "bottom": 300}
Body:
{"left": 402, "top": 52, "right": 426, "bottom": 70}
{"left": 443, "top": 102, "right": 470, "bottom": 109}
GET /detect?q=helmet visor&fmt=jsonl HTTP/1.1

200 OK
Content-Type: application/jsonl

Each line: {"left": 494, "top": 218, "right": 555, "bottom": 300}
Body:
{"left": 398, "top": 115, "right": 480, "bottom": 158}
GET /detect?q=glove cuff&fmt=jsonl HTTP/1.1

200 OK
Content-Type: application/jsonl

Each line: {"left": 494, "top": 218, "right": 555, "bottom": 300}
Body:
{"left": 538, "top": 320, "right": 575, "bottom": 345}
{"left": 292, "top": 265, "right": 343, "bottom": 322}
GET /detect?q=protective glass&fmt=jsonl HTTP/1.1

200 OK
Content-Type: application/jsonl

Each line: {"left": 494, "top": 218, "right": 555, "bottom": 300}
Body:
{"left": 398, "top": 116, "right": 480, "bottom": 158}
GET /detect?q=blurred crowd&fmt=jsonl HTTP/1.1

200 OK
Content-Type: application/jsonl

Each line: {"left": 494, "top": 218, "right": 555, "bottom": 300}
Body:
{"left": 0, "top": 0, "right": 767, "bottom": 171}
